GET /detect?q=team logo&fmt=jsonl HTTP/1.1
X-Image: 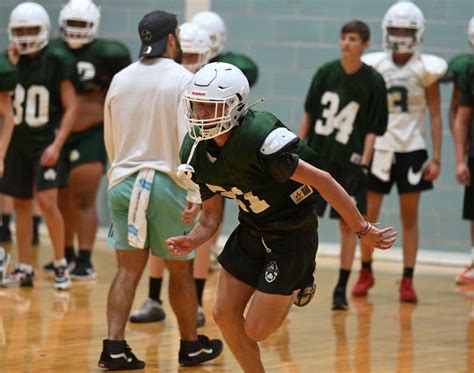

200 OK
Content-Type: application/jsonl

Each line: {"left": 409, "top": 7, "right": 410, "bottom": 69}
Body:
{"left": 69, "top": 149, "right": 80, "bottom": 162}
{"left": 264, "top": 261, "right": 279, "bottom": 283}
{"left": 43, "top": 168, "right": 57, "bottom": 181}
{"left": 140, "top": 29, "right": 153, "bottom": 42}
{"left": 206, "top": 152, "right": 217, "bottom": 163}
{"left": 143, "top": 46, "right": 152, "bottom": 55}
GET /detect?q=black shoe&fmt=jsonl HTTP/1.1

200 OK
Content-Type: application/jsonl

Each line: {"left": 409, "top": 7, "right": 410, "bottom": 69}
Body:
{"left": 98, "top": 339, "right": 145, "bottom": 371}
{"left": 0, "top": 226, "right": 12, "bottom": 243}
{"left": 10, "top": 266, "right": 34, "bottom": 287}
{"left": 294, "top": 282, "right": 316, "bottom": 307}
{"left": 32, "top": 230, "right": 39, "bottom": 245}
{"left": 179, "top": 335, "right": 223, "bottom": 366}
{"left": 70, "top": 261, "right": 97, "bottom": 280}
{"left": 43, "top": 258, "right": 75, "bottom": 273}
{"left": 332, "top": 287, "right": 349, "bottom": 311}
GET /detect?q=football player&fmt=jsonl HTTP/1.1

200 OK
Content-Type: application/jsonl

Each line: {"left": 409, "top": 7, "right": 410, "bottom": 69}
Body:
{"left": 449, "top": 17, "right": 474, "bottom": 285}
{"left": 42, "top": 0, "right": 131, "bottom": 280}
{"left": 299, "top": 20, "right": 388, "bottom": 311}
{"left": 167, "top": 62, "right": 396, "bottom": 372}
{"left": 352, "top": 1, "right": 447, "bottom": 302}
{"left": 0, "top": 1, "right": 79, "bottom": 289}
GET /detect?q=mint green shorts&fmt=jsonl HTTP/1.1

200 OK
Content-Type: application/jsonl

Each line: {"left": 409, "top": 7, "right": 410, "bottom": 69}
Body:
{"left": 107, "top": 171, "right": 195, "bottom": 260}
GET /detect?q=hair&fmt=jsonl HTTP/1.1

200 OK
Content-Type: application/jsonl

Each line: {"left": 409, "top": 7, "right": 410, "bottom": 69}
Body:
{"left": 341, "top": 20, "right": 371, "bottom": 42}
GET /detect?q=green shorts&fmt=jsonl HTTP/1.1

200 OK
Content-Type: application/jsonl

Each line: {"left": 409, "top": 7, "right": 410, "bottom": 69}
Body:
{"left": 107, "top": 171, "right": 195, "bottom": 260}
{"left": 65, "top": 125, "right": 107, "bottom": 170}
{"left": 218, "top": 224, "right": 318, "bottom": 295}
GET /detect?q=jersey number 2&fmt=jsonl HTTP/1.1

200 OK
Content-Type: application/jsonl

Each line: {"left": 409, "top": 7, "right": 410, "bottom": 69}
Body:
{"left": 315, "top": 91, "right": 359, "bottom": 144}
{"left": 12, "top": 84, "right": 50, "bottom": 127}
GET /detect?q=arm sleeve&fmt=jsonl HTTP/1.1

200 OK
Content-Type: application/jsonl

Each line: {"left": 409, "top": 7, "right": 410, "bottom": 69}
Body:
{"left": 0, "top": 53, "right": 18, "bottom": 92}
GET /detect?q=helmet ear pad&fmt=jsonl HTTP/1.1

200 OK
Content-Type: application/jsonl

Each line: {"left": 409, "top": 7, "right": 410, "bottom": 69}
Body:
{"left": 229, "top": 94, "right": 245, "bottom": 126}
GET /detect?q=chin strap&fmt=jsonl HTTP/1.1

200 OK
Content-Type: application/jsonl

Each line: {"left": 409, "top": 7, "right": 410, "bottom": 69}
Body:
{"left": 177, "top": 136, "right": 202, "bottom": 178}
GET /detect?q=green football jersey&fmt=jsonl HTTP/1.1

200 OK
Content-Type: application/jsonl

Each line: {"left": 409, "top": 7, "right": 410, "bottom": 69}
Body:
{"left": 180, "top": 110, "right": 320, "bottom": 233}
{"left": 50, "top": 38, "right": 131, "bottom": 92}
{"left": 0, "top": 52, "right": 18, "bottom": 92}
{"left": 212, "top": 52, "right": 259, "bottom": 88}
{"left": 443, "top": 53, "right": 473, "bottom": 84}
{"left": 9, "top": 43, "right": 78, "bottom": 149}
{"left": 304, "top": 60, "right": 388, "bottom": 167}
{"left": 458, "top": 56, "right": 474, "bottom": 157}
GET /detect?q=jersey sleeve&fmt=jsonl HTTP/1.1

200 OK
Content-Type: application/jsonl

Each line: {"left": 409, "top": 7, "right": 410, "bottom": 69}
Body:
{"left": 420, "top": 54, "right": 448, "bottom": 87}
{"left": 0, "top": 52, "right": 18, "bottom": 92}
{"left": 55, "top": 47, "right": 80, "bottom": 88}
{"left": 367, "top": 69, "right": 388, "bottom": 136}
{"left": 458, "top": 60, "right": 474, "bottom": 107}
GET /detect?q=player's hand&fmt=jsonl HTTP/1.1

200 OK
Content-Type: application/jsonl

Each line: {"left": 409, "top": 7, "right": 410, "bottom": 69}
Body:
{"left": 360, "top": 224, "right": 397, "bottom": 250}
{"left": 182, "top": 202, "right": 200, "bottom": 224}
{"left": 166, "top": 236, "right": 194, "bottom": 256}
{"left": 423, "top": 160, "right": 440, "bottom": 181}
{"left": 7, "top": 43, "right": 20, "bottom": 65}
{"left": 40, "top": 144, "right": 60, "bottom": 167}
{"left": 0, "top": 158, "right": 4, "bottom": 178}
{"left": 456, "top": 161, "right": 470, "bottom": 186}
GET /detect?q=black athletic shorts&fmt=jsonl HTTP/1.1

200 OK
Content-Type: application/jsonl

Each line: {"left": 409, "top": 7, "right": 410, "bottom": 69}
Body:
{"left": 218, "top": 224, "right": 318, "bottom": 295}
{"left": 463, "top": 157, "right": 474, "bottom": 220}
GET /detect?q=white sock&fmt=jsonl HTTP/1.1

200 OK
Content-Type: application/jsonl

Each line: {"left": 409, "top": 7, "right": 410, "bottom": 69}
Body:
{"left": 18, "top": 263, "right": 33, "bottom": 274}
{"left": 54, "top": 258, "right": 67, "bottom": 268}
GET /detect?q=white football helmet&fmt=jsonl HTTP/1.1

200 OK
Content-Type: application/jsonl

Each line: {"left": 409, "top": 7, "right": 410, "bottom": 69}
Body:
{"left": 8, "top": 2, "right": 51, "bottom": 55}
{"left": 382, "top": 1, "right": 425, "bottom": 53}
{"left": 180, "top": 22, "right": 211, "bottom": 73}
{"left": 59, "top": 0, "right": 100, "bottom": 49}
{"left": 191, "top": 11, "right": 227, "bottom": 59}
{"left": 468, "top": 17, "right": 474, "bottom": 47}
{"left": 183, "top": 62, "right": 249, "bottom": 140}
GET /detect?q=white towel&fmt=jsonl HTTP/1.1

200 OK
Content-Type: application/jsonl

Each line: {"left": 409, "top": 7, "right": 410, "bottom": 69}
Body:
{"left": 371, "top": 150, "right": 394, "bottom": 182}
{"left": 128, "top": 169, "right": 155, "bottom": 249}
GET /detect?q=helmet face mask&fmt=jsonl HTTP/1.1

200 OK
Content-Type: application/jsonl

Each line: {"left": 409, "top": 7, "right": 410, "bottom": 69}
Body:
{"left": 183, "top": 62, "right": 249, "bottom": 140}
{"left": 9, "top": 2, "right": 51, "bottom": 55}
{"left": 59, "top": 0, "right": 100, "bottom": 49}
{"left": 382, "top": 2, "right": 425, "bottom": 54}
{"left": 180, "top": 22, "right": 211, "bottom": 73}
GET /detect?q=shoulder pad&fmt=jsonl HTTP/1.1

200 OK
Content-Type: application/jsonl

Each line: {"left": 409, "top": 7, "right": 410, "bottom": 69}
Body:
{"left": 361, "top": 52, "right": 386, "bottom": 67}
{"left": 419, "top": 54, "right": 448, "bottom": 87}
{"left": 260, "top": 127, "right": 298, "bottom": 155}
{"left": 100, "top": 39, "right": 131, "bottom": 59}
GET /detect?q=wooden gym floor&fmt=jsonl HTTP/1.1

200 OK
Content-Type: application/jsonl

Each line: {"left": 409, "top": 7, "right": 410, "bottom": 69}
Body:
{"left": 0, "top": 238, "right": 473, "bottom": 372}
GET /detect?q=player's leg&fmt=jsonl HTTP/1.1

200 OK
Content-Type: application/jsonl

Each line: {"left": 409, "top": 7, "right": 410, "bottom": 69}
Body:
{"left": 194, "top": 239, "right": 212, "bottom": 327}
{"left": 69, "top": 161, "right": 103, "bottom": 280}
{"left": 0, "top": 194, "right": 13, "bottom": 243}
{"left": 212, "top": 268, "right": 263, "bottom": 373}
{"left": 32, "top": 199, "right": 42, "bottom": 245}
{"left": 129, "top": 255, "right": 166, "bottom": 323}
{"left": 56, "top": 186, "right": 76, "bottom": 267}
{"left": 11, "top": 197, "right": 34, "bottom": 286}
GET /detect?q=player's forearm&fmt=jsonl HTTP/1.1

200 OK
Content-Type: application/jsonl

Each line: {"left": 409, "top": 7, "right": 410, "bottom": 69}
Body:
{"left": 448, "top": 86, "right": 460, "bottom": 135}
{"left": 292, "top": 160, "right": 366, "bottom": 233}
{"left": 361, "top": 133, "right": 376, "bottom": 166}
{"left": 430, "top": 115, "right": 442, "bottom": 162}
{"left": 0, "top": 109, "right": 14, "bottom": 160}
{"left": 71, "top": 92, "right": 105, "bottom": 132}
{"left": 53, "top": 104, "right": 77, "bottom": 149}
{"left": 186, "top": 208, "right": 221, "bottom": 249}
{"left": 453, "top": 106, "right": 471, "bottom": 164}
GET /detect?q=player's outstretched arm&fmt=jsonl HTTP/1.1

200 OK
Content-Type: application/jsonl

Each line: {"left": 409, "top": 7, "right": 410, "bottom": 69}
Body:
{"left": 291, "top": 159, "right": 397, "bottom": 250}
{"left": 167, "top": 194, "right": 222, "bottom": 256}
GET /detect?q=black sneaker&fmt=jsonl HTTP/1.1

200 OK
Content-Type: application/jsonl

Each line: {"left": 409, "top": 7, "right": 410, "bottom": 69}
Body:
{"left": 43, "top": 258, "right": 75, "bottom": 273}
{"left": 10, "top": 266, "right": 34, "bottom": 287}
{"left": 294, "top": 282, "right": 316, "bottom": 307}
{"left": 332, "top": 287, "right": 349, "bottom": 311}
{"left": 0, "top": 226, "right": 12, "bottom": 243}
{"left": 98, "top": 339, "right": 145, "bottom": 371}
{"left": 70, "top": 261, "right": 97, "bottom": 280}
{"left": 179, "top": 335, "right": 223, "bottom": 366}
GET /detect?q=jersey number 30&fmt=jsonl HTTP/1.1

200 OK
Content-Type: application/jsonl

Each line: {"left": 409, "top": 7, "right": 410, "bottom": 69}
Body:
{"left": 12, "top": 84, "right": 50, "bottom": 127}
{"left": 315, "top": 91, "right": 359, "bottom": 144}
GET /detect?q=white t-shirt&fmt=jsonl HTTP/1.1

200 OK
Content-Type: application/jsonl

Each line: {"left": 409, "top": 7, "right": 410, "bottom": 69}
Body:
{"left": 362, "top": 51, "right": 447, "bottom": 152}
{"left": 104, "top": 57, "right": 200, "bottom": 203}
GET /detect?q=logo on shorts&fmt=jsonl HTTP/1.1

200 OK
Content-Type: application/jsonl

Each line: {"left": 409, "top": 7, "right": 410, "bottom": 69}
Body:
{"left": 69, "top": 149, "right": 80, "bottom": 162}
{"left": 44, "top": 168, "right": 57, "bottom": 181}
{"left": 407, "top": 164, "right": 425, "bottom": 186}
{"left": 265, "top": 261, "right": 279, "bottom": 283}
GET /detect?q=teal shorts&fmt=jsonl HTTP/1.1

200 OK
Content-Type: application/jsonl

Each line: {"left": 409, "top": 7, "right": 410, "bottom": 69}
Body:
{"left": 107, "top": 171, "right": 195, "bottom": 260}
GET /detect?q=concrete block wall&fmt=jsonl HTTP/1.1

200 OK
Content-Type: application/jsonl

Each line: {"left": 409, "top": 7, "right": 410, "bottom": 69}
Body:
{"left": 0, "top": 0, "right": 473, "bottom": 253}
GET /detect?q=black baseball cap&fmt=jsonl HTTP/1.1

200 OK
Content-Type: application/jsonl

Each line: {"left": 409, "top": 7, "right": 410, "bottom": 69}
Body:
{"left": 138, "top": 10, "right": 178, "bottom": 58}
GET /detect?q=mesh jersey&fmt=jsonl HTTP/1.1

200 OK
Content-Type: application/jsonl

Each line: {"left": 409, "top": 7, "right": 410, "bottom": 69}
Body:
{"left": 180, "top": 110, "right": 320, "bottom": 233}
{"left": 8, "top": 43, "right": 78, "bottom": 149}
{"left": 362, "top": 52, "right": 447, "bottom": 152}
{"left": 457, "top": 56, "right": 474, "bottom": 157}
{"left": 50, "top": 38, "right": 131, "bottom": 93}
{"left": 304, "top": 60, "right": 388, "bottom": 167}
{"left": 0, "top": 53, "right": 18, "bottom": 92}
{"left": 211, "top": 52, "right": 259, "bottom": 87}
